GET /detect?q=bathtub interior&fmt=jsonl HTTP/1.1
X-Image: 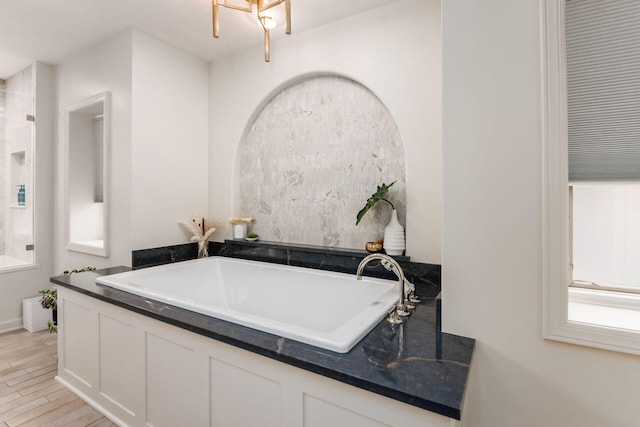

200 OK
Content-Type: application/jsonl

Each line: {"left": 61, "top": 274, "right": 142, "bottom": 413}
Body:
{"left": 97, "top": 257, "right": 399, "bottom": 352}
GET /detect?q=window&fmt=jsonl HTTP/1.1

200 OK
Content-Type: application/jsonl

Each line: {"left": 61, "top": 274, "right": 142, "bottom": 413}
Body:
{"left": 571, "top": 184, "right": 640, "bottom": 294}
{"left": 570, "top": 184, "right": 640, "bottom": 332}
{"left": 542, "top": 0, "right": 640, "bottom": 355}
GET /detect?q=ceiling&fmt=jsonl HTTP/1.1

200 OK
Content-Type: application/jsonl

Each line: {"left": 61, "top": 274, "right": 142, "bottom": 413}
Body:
{"left": 0, "top": 0, "right": 400, "bottom": 80}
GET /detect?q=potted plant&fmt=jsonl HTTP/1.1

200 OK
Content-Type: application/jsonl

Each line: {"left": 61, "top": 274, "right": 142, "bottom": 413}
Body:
{"left": 38, "top": 288, "right": 57, "bottom": 333}
{"left": 39, "top": 266, "right": 96, "bottom": 334}
{"left": 245, "top": 232, "right": 259, "bottom": 241}
{"left": 356, "top": 181, "right": 405, "bottom": 256}
{"left": 355, "top": 181, "right": 396, "bottom": 225}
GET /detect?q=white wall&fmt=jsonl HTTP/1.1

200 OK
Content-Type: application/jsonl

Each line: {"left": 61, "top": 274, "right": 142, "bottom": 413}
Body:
{"left": 131, "top": 31, "right": 209, "bottom": 250}
{"left": 442, "top": 1, "right": 640, "bottom": 426}
{"left": 209, "top": 0, "right": 442, "bottom": 264}
{"left": 56, "top": 30, "right": 133, "bottom": 272}
{"left": 55, "top": 30, "right": 209, "bottom": 271}
{"left": 0, "top": 81, "right": 6, "bottom": 256}
{"left": 0, "top": 62, "right": 55, "bottom": 332}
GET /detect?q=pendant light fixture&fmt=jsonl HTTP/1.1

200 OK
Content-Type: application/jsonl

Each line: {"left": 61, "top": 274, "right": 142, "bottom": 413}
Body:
{"left": 212, "top": 0, "right": 291, "bottom": 62}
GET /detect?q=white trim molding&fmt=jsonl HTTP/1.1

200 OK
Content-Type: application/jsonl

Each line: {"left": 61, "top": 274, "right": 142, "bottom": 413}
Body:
{"left": 0, "top": 317, "right": 23, "bottom": 334}
{"left": 541, "top": 0, "right": 640, "bottom": 356}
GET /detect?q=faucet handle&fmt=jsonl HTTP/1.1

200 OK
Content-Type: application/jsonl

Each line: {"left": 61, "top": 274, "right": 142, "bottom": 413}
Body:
{"left": 404, "top": 279, "right": 421, "bottom": 304}
{"left": 404, "top": 278, "right": 415, "bottom": 294}
{"left": 396, "top": 303, "right": 411, "bottom": 317}
{"left": 386, "top": 306, "right": 405, "bottom": 324}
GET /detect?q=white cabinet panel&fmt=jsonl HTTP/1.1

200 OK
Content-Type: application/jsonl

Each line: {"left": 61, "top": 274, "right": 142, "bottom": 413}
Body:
{"left": 210, "top": 358, "right": 282, "bottom": 427}
{"left": 98, "top": 313, "right": 137, "bottom": 416}
{"left": 145, "top": 332, "right": 203, "bottom": 427}
{"left": 303, "top": 393, "right": 388, "bottom": 427}
{"left": 62, "top": 298, "right": 97, "bottom": 388}
{"left": 57, "top": 289, "right": 456, "bottom": 427}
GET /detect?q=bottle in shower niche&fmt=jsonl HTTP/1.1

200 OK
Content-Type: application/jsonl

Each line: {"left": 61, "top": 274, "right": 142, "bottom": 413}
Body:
{"left": 17, "top": 185, "right": 25, "bottom": 206}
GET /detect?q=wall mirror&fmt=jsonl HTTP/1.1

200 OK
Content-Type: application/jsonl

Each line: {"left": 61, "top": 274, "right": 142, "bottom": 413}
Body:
{"left": 65, "top": 91, "right": 110, "bottom": 257}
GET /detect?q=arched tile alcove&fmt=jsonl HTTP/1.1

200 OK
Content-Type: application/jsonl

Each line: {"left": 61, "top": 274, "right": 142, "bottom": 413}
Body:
{"left": 238, "top": 74, "right": 406, "bottom": 250}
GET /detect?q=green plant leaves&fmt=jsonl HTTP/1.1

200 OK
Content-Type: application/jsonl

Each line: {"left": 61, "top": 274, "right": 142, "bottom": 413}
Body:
{"left": 355, "top": 181, "right": 396, "bottom": 225}
{"left": 39, "top": 289, "right": 57, "bottom": 310}
{"left": 63, "top": 266, "right": 96, "bottom": 275}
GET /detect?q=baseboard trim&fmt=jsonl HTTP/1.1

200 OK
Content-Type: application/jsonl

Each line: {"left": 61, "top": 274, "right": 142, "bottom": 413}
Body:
{"left": 55, "top": 376, "right": 128, "bottom": 427}
{"left": 0, "top": 317, "right": 23, "bottom": 334}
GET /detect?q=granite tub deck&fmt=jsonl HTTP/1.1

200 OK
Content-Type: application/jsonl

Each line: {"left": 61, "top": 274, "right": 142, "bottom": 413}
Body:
{"left": 51, "top": 244, "right": 475, "bottom": 420}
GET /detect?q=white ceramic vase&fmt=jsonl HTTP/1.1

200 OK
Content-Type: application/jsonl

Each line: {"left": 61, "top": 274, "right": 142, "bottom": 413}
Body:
{"left": 384, "top": 209, "right": 405, "bottom": 256}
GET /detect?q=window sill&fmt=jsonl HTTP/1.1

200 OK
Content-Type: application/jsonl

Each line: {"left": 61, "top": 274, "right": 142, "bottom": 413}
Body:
{"left": 545, "top": 288, "right": 640, "bottom": 356}
{"left": 67, "top": 240, "right": 107, "bottom": 257}
{"left": 569, "top": 288, "right": 640, "bottom": 332}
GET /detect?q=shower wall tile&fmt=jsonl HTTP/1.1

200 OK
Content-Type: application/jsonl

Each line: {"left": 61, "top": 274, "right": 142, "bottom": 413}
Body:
{"left": 239, "top": 76, "right": 406, "bottom": 251}
{"left": 4, "top": 66, "right": 33, "bottom": 261}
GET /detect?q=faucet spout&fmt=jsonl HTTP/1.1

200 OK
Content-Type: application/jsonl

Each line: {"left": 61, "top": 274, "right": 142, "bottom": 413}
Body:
{"left": 356, "top": 253, "right": 411, "bottom": 324}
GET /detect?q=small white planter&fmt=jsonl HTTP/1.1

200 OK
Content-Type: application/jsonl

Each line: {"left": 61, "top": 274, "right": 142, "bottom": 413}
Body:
{"left": 22, "top": 296, "right": 52, "bottom": 332}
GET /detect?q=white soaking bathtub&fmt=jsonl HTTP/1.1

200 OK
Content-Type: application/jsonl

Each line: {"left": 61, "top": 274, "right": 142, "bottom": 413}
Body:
{"left": 96, "top": 256, "right": 399, "bottom": 353}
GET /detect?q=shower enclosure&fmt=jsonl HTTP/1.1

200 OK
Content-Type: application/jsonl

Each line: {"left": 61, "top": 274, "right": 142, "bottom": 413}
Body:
{"left": 0, "top": 83, "right": 35, "bottom": 271}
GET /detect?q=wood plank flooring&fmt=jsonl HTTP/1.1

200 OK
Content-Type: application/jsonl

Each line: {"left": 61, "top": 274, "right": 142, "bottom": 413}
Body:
{"left": 0, "top": 329, "right": 116, "bottom": 427}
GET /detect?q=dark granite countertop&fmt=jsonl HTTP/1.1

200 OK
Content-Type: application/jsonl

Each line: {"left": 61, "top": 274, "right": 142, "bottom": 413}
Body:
{"left": 51, "top": 244, "right": 474, "bottom": 420}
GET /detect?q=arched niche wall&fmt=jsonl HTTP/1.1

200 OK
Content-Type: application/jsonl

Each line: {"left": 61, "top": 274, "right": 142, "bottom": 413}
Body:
{"left": 235, "top": 74, "right": 407, "bottom": 250}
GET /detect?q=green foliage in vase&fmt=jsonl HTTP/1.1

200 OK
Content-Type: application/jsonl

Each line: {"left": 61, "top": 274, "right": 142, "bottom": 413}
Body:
{"left": 355, "top": 181, "right": 396, "bottom": 225}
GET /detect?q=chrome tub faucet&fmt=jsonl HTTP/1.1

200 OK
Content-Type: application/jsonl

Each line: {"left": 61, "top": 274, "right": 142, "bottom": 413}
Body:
{"left": 356, "top": 253, "right": 417, "bottom": 324}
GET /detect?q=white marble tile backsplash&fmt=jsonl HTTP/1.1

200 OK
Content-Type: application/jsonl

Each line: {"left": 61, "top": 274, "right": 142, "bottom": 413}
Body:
{"left": 239, "top": 75, "right": 406, "bottom": 250}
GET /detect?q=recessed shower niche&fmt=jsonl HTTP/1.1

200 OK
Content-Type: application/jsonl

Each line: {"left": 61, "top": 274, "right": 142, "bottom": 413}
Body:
{"left": 65, "top": 92, "right": 110, "bottom": 257}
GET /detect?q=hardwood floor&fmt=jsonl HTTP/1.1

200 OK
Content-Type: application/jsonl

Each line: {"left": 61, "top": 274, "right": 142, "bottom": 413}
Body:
{"left": 0, "top": 329, "right": 116, "bottom": 427}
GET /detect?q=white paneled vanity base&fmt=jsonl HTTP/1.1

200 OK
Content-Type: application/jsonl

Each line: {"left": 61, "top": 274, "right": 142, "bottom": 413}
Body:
{"left": 57, "top": 287, "right": 459, "bottom": 427}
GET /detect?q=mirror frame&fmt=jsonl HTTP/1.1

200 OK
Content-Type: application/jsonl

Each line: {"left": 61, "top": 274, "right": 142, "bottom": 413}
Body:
{"left": 65, "top": 91, "right": 111, "bottom": 257}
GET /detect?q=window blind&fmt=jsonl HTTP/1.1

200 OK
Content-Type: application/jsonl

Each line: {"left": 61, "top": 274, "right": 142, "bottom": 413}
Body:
{"left": 566, "top": 0, "right": 640, "bottom": 181}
